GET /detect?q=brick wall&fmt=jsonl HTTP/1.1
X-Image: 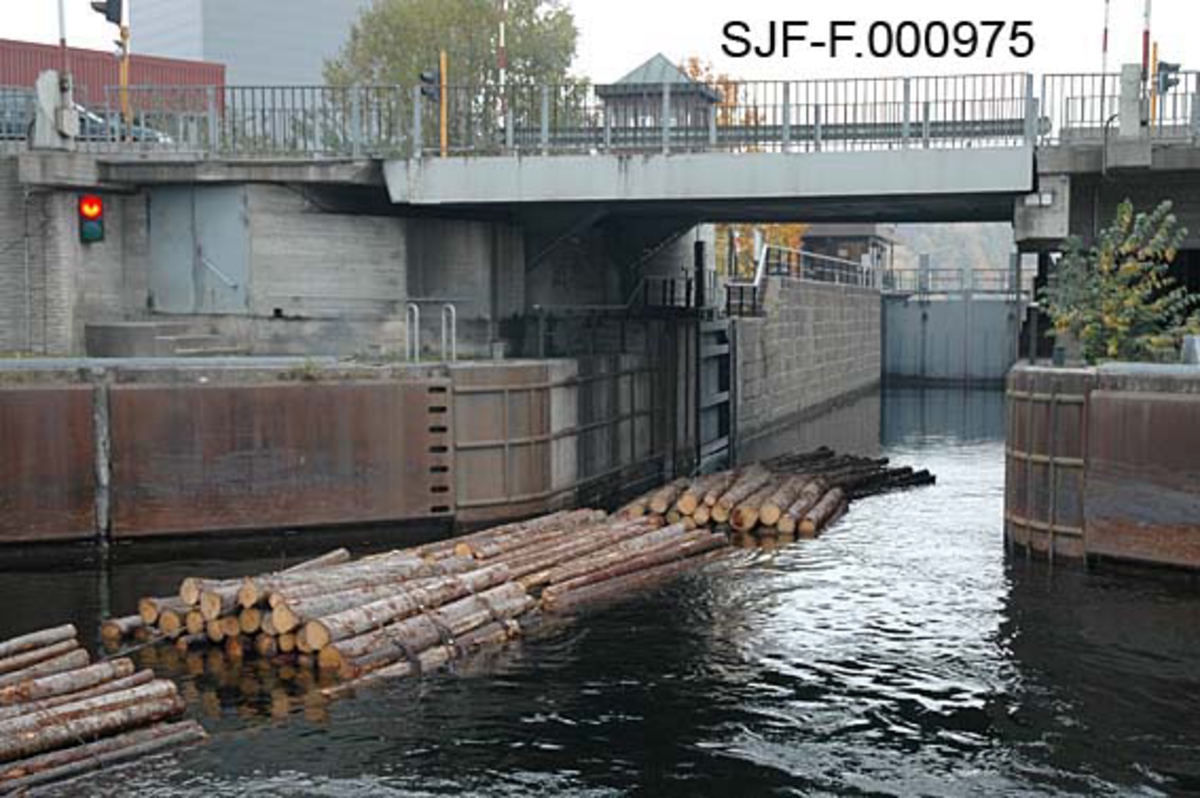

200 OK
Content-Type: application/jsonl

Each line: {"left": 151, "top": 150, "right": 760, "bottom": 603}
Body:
{"left": 735, "top": 277, "right": 882, "bottom": 445}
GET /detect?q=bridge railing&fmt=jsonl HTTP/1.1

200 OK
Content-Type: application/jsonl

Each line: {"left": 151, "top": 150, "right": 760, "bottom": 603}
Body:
{"left": 1041, "top": 71, "right": 1200, "bottom": 144}
{"left": 53, "top": 73, "right": 1037, "bottom": 158}
{"left": 882, "top": 267, "right": 1032, "bottom": 298}
{"left": 0, "top": 85, "right": 34, "bottom": 154}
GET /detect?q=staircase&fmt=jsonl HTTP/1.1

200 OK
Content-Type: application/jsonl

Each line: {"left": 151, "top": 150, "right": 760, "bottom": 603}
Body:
{"left": 84, "top": 321, "right": 248, "bottom": 358}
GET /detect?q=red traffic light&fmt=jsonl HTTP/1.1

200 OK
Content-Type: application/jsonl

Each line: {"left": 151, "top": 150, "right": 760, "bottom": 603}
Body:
{"left": 79, "top": 195, "right": 104, "bottom": 221}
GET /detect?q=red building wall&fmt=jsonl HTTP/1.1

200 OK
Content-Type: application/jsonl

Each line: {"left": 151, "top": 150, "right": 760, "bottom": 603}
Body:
{"left": 0, "top": 38, "right": 224, "bottom": 108}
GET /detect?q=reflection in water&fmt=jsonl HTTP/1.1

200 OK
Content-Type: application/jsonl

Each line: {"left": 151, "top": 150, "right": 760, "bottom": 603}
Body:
{"left": 1, "top": 388, "right": 1199, "bottom": 796}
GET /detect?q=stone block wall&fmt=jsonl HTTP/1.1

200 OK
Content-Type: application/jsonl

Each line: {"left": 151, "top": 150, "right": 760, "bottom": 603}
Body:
{"left": 735, "top": 277, "right": 882, "bottom": 445}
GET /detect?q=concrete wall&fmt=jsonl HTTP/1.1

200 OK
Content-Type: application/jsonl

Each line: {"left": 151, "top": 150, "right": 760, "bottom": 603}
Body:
{"left": 734, "top": 277, "right": 882, "bottom": 446}
{"left": 883, "top": 295, "right": 1023, "bottom": 385}
{"left": 0, "top": 156, "right": 151, "bottom": 355}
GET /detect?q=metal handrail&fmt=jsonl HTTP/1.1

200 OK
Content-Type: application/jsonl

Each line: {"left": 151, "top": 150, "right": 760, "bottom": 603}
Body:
{"left": 405, "top": 302, "right": 420, "bottom": 362}
{"left": 440, "top": 303, "right": 457, "bottom": 363}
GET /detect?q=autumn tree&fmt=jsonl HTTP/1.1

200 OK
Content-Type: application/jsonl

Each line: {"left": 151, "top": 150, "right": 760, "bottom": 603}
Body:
{"left": 325, "top": 0, "right": 578, "bottom": 88}
{"left": 683, "top": 57, "right": 808, "bottom": 277}
{"left": 1041, "top": 199, "right": 1199, "bottom": 363}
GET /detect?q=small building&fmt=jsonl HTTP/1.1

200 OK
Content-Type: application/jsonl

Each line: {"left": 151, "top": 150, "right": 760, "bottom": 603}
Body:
{"left": 596, "top": 54, "right": 720, "bottom": 131}
{"left": 800, "top": 224, "right": 898, "bottom": 273}
{"left": 0, "top": 38, "right": 224, "bottom": 109}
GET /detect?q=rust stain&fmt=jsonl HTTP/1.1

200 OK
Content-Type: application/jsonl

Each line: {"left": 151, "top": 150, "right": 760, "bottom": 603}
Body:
{"left": 109, "top": 380, "right": 453, "bottom": 538}
{"left": 1085, "top": 390, "right": 1200, "bottom": 568}
{"left": 0, "top": 387, "right": 96, "bottom": 543}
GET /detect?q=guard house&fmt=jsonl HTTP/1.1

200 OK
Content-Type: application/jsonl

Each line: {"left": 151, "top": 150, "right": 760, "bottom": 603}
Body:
{"left": 596, "top": 54, "right": 720, "bottom": 139}
{"left": 801, "top": 224, "right": 898, "bottom": 273}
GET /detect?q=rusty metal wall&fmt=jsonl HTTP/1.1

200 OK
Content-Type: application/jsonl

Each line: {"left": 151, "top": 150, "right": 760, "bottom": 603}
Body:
{"left": 108, "top": 380, "right": 452, "bottom": 538}
{"left": 452, "top": 357, "right": 664, "bottom": 525}
{"left": 1085, "top": 390, "right": 1200, "bottom": 568}
{"left": 1005, "top": 367, "right": 1089, "bottom": 560}
{"left": 0, "top": 386, "right": 97, "bottom": 543}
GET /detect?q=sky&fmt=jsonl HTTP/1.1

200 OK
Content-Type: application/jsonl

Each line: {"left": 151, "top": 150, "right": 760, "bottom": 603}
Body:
{"left": 1, "top": 0, "right": 1195, "bottom": 82}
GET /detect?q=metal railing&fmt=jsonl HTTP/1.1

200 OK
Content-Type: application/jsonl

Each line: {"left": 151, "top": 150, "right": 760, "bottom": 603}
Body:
{"left": 882, "top": 267, "right": 1033, "bottom": 298}
{"left": 3, "top": 71, "right": 1193, "bottom": 158}
{"left": 0, "top": 86, "right": 34, "bottom": 153}
{"left": 6, "top": 73, "right": 1036, "bottom": 158}
{"left": 725, "top": 244, "right": 876, "bottom": 317}
{"left": 1040, "top": 71, "right": 1200, "bottom": 144}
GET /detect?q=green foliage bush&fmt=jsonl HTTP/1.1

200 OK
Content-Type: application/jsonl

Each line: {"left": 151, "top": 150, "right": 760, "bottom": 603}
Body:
{"left": 1040, "top": 199, "right": 1199, "bottom": 363}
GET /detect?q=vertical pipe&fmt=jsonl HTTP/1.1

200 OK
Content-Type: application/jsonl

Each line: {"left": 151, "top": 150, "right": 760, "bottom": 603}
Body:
{"left": 1149, "top": 41, "right": 1159, "bottom": 132}
{"left": 781, "top": 82, "right": 790, "bottom": 150}
{"left": 814, "top": 103, "right": 822, "bottom": 151}
{"left": 901, "top": 77, "right": 911, "bottom": 146}
{"left": 1100, "top": 0, "right": 1112, "bottom": 122}
{"left": 540, "top": 85, "right": 549, "bottom": 154}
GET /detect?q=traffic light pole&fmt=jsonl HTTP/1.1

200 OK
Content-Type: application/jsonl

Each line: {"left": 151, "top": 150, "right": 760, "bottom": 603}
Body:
{"left": 439, "top": 50, "right": 448, "bottom": 158}
{"left": 120, "top": 24, "right": 131, "bottom": 139}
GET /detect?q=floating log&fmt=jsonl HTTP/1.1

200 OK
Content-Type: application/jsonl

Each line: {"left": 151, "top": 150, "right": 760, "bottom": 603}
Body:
{"left": 138, "top": 596, "right": 188, "bottom": 627}
{"left": 0, "top": 690, "right": 186, "bottom": 764}
{"left": 545, "top": 548, "right": 728, "bottom": 613}
{"left": 543, "top": 533, "right": 727, "bottom": 603}
{"left": 758, "top": 475, "right": 813, "bottom": 528}
{"left": 185, "top": 611, "right": 206, "bottom": 637}
{"left": 730, "top": 483, "right": 782, "bottom": 533}
{"left": 0, "top": 640, "right": 79, "bottom": 678}
{"left": 692, "top": 504, "right": 712, "bottom": 526}
{"left": 712, "top": 467, "right": 774, "bottom": 523}
{"left": 0, "top": 670, "right": 154, "bottom": 723}
{"left": 676, "top": 474, "right": 722, "bottom": 516}
{"left": 0, "top": 720, "right": 206, "bottom": 795}
{"left": 776, "top": 479, "right": 828, "bottom": 535}
{"left": 199, "top": 585, "right": 244, "bottom": 622}
{"left": 239, "top": 608, "right": 263, "bottom": 636}
{"left": 647, "top": 478, "right": 690, "bottom": 515}
{"left": 458, "top": 510, "right": 608, "bottom": 560}
{"left": 0, "top": 680, "right": 179, "bottom": 745}
{"left": 521, "top": 524, "right": 693, "bottom": 589}
{"left": 305, "top": 565, "right": 517, "bottom": 651}
{"left": 100, "top": 616, "right": 144, "bottom": 643}
{"left": 0, "top": 659, "right": 134, "bottom": 707}
{"left": 702, "top": 471, "right": 742, "bottom": 507}
{"left": 0, "top": 649, "right": 90, "bottom": 690}
{"left": 157, "top": 609, "right": 186, "bottom": 636}
{"left": 799, "top": 488, "right": 847, "bottom": 538}
{"left": 205, "top": 620, "right": 225, "bottom": 645}
{"left": 0, "top": 627, "right": 76, "bottom": 662}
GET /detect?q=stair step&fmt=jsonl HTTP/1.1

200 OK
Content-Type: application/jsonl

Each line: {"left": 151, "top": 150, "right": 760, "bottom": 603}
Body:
{"left": 173, "top": 347, "right": 249, "bottom": 358}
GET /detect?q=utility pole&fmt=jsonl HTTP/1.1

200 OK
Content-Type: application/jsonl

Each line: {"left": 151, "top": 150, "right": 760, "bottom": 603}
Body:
{"left": 56, "top": 0, "right": 72, "bottom": 103}
{"left": 1100, "top": 0, "right": 1111, "bottom": 122}
{"left": 1141, "top": 0, "right": 1152, "bottom": 123}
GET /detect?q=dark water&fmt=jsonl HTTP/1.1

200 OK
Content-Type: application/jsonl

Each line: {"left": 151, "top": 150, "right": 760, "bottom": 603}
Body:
{"left": 4, "top": 388, "right": 1200, "bottom": 796}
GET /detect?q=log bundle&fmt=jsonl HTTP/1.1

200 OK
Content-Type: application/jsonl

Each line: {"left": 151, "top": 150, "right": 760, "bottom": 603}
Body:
{"left": 100, "top": 511, "right": 730, "bottom": 702}
{"left": 0, "top": 625, "right": 204, "bottom": 795}
{"left": 618, "top": 446, "right": 935, "bottom": 540}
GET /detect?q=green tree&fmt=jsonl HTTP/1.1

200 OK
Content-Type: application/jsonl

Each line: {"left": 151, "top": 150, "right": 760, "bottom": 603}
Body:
{"left": 324, "top": 0, "right": 578, "bottom": 88}
{"left": 1041, "top": 199, "right": 1199, "bottom": 363}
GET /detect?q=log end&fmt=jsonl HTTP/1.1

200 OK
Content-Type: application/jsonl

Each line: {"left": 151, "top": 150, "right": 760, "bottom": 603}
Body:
{"left": 759, "top": 506, "right": 782, "bottom": 527}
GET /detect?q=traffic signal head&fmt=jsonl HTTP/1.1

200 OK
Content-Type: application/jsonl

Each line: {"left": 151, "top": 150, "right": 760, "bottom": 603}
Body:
{"left": 1157, "top": 61, "right": 1181, "bottom": 94}
{"left": 79, "top": 194, "right": 105, "bottom": 244}
{"left": 419, "top": 69, "right": 440, "bottom": 101}
{"left": 90, "top": 0, "right": 122, "bottom": 25}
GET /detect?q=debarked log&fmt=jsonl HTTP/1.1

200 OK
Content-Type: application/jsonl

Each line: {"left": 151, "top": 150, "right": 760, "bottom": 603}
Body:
{"left": 0, "top": 658, "right": 134, "bottom": 707}
{"left": 0, "top": 720, "right": 206, "bottom": 795}
{"left": 0, "top": 626, "right": 77, "bottom": 662}
{"left": 0, "top": 649, "right": 90, "bottom": 690}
